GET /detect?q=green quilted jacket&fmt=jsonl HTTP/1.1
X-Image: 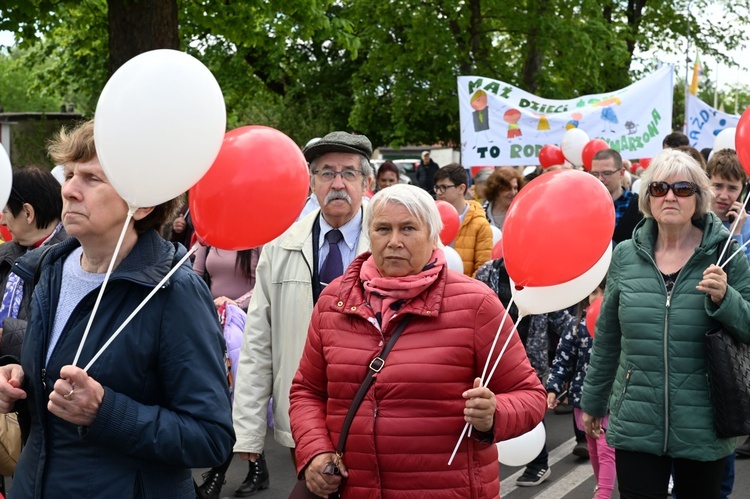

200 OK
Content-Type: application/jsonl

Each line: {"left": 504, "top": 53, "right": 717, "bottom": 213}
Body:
{"left": 581, "top": 213, "right": 750, "bottom": 461}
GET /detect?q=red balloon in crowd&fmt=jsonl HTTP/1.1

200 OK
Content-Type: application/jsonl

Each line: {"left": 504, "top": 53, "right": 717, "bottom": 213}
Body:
{"left": 503, "top": 169, "right": 615, "bottom": 287}
{"left": 538, "top": 145, "right": 566, "bottom": 170}
{"left": 640, "top": 157, "right": 652, "bottom": 169}
{"left": 0, "top": 213, "right": 11, "bottom": 242}
{"left": 491, "top": 239, "right": 504, "bottom": 260}
{"left": 630, "top": 162, "right": 640, "bottom": 174}
{"left": 436, "top": 200, "right": 460, "bottom": 245}
{"left": 586, "top": 296, "right": 603, "bottom": 338}
{"left": 190, "top": 126, "right": 310, "bottom": 250}
{"left": 736, "top": 106, "right": 750, "bottom": 177}
{"left": 581, "top": 139, "right": 610, "bottom": 171}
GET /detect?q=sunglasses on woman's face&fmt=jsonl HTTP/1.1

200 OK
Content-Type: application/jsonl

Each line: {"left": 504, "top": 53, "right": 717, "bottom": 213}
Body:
{"left": 648, "top": 181, "right": 698, "bottom": 198}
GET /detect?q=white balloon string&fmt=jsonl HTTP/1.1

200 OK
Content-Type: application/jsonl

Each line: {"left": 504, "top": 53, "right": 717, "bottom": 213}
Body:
{"left": 448, "top": 422, "right": 469, "bottom": 466}
{"left": 485, "top": 316, "right": 523, "bottom": 385}
{"left": 82, "top": 241, "right": 199, "bottom": 372}
{"left": 717, "top": 194, "right": 750, "bottom": 265}
{"left": 720, "top": 238, "right": 750, "bottom": 270}
{"left": 469, "top": 297, "right": 513, "bottom": 439}
{"left": 451, "top": 303, "right": 520, "bottom": 464}
{"left": 72, "top": 208, "right": 134, "bottom": 367}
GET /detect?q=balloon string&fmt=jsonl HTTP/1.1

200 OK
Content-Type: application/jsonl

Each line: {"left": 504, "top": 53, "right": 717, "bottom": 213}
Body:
{"left": 717, "top": 194, "right": 750, "bottom": 265}
{"left": 72, "top": 208, "right": 134, "bottom": 367}
{"left": 468, "top": 298, "right": 513, "bottom": 439}
{"left": 720, "top": 238, "right": 750, "bottom": 270}
{"left": 450, "top": 310, "right": 522, "bottom": 465}
{"left": 82, "top": 241, "right": 200, "bottom": 372}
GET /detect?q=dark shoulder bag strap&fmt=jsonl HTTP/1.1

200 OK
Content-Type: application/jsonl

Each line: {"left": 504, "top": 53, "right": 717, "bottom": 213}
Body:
{"left": 335, "top": 316, "right": 411, "bottom": 456}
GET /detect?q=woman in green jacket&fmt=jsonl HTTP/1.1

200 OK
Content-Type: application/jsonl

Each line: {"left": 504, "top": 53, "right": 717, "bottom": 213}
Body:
{"left": 581, "top": 148, "right": 750, "bottom": 499}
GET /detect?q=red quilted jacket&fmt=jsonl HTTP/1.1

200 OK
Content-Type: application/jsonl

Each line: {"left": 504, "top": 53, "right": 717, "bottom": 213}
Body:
{"left": 290, "top": 253, "right": 546, "bottom": 499}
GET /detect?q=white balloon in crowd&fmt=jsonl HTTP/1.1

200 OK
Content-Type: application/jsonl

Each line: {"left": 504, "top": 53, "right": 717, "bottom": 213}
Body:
{"left": 94, "top": 49, "right": 226, "bottom": 208}
{"left": 443, "top": 246, "right": 464, "bottom": 273}
{"left": 714, "top": 127, "right": 737, "bottom": 152}
{"left": 496, "top": 421, "right": 547, "bottom": 467}
{"left": 0, "top": 146, "right": 10, "bottom": 209}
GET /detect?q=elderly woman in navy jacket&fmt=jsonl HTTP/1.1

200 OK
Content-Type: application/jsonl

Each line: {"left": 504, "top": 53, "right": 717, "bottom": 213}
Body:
{"left": 0, "top": 121, "right": 234, "bottom": 498}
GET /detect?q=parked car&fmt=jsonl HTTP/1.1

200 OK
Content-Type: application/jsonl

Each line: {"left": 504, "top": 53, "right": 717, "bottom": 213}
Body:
{"left": 371, "top": 159, "right": 414, "bottom": 185}
{"left": 391, "top": 159, "right": 421, "bottom": 186}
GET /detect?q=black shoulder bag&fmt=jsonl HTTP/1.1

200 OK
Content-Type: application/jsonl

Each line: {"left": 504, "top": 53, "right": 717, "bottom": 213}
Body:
{"left": 705, "top": 325, "right": 750, "bottom": 437}
{"left": 289, "top": 316, "right": 411, "bottom": 499}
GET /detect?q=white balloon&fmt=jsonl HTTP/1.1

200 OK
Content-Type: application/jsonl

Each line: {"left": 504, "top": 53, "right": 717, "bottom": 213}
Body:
{"left": 490, "top": 225, "right": 502, "bottom": 247}
{"left": 714, "top": 127, "right": 737, "bottom": 152}
{"left": 511, "top": 244, "right": 612, "bottom": 317}
{"left": 443, "top": 246, "right": 464, "bottom": 273}
{"left": 94, "top": 49, "right": 226, "bottom": 207}
{"left": 560, "top": 128, "right": 590, "bottom": 167}
{"left": 0, "top": 146, "right": 10, "bottom": 209}
{"left": 497, "top": 422, "right": 546, "bottom": 467}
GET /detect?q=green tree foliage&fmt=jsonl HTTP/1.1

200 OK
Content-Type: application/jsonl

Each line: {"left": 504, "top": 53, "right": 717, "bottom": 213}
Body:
{"left": 2, "top": 0, "right": 748, "bottom": 147}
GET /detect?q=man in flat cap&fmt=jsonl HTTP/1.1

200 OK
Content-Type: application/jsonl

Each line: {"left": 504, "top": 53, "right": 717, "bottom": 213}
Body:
{"left": 231, "top": 131, "right": 373, "bottom": 496}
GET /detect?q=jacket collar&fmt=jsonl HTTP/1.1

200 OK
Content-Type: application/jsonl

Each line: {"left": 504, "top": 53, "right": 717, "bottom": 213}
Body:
{"left": 280, "top": 208, "right": 371, "bottom": 255}
{"left": 632, "top": 212, "right": 730, "bottom": 257}
{"left": 331, "top": 252, "right": 447, "bottom": 323}
{"left": 14, "top": 229, "right": 179, "bottom": 287}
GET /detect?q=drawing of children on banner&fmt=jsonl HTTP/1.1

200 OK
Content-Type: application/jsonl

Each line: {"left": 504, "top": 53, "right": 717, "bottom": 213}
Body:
{"left": 471, "top": 90, "right": 490, "bottom": 132}
{"left": 595, "top": 97, "right": 622, "bottom": 133}
{"left": 566, "top": 112, "right": 583, "bottom": 130}
{"left": 504, "top": 108, "right": 522, "bottom": 139}
{"left": 534, "top": 113, "right": 551, "bottom": 137}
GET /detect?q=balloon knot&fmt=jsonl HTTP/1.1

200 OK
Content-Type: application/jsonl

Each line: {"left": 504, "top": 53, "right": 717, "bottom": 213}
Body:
{"left": 514, "top": 285, "right": 524, "bottom": 291}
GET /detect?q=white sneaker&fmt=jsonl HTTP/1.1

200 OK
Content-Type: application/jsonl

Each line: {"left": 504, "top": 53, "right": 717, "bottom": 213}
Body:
{"left": 668, "top": 475, "right": 674, "bottom": 495}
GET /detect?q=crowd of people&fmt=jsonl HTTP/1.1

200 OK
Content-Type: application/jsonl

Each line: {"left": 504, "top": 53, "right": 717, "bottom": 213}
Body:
{"left": 0, "top": 125, "right": 748, "bottom": 499}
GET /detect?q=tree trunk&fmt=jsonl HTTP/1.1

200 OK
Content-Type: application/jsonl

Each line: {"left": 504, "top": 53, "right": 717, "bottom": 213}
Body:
{"left": 106, "top": 0, "right": 179, "bottom": 77}
{"left": 520, "top": 0, "right": 549, "bottom": 93}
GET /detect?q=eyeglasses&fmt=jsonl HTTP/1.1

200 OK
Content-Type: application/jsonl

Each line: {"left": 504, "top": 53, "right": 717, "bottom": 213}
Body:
{"left": 312, "top": 169, "right": 364, "bottom": 183}
{"left": 648, "top": 181, "right": 699, "bottom": 198}
{"left": 589, "top": 169, "right": 621, "bottom": 179}
{"left": 434, "top": 184, "right": 457, "bottom": 193}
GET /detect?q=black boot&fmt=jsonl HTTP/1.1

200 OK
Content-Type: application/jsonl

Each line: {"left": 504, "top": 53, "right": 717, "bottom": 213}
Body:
{"left": 234, "top": 454, "right": 270, "bottom": 497}
{"left": 196, "top": 469, "right": 225, "bottom": 499}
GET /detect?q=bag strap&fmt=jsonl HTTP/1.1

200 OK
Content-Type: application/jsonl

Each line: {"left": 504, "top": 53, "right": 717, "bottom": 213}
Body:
{"left": 336, "top": 316, "right": 411, "bottom": 456}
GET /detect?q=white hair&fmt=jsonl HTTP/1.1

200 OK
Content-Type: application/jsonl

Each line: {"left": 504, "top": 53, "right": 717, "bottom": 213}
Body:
{"left": 365, "top": 184, "right": 443, "bottom": 246}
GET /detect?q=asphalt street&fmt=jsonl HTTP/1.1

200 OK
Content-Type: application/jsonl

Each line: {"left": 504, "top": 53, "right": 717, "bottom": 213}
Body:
{"left": 192, "top": 409, "right": 750, "bottom": 498}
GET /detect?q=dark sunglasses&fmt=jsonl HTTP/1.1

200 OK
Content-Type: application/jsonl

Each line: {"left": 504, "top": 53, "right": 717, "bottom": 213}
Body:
{"left": 648, "top": 181, "right": 698, "bottom": 198}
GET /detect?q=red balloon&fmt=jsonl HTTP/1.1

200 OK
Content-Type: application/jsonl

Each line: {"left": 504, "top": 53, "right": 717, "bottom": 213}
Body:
{"left": 436, "top": 200, "right": 460, "bottom": 245}
{"left": 581, "top": 139, "right": 610, "bottom": 171}
{"left": 538, "top": 145, "right": 566, "bottom": 170}
{"left": 491, "top": 239, "right": 503, "bottom": 260}
{"left": 586, "top": 296, "right": 603, "bottom": 338}
{"left": 640, "top": 157, "right": 652, "bottom": 169}
{"left": 503, "top": 170, "right": 615, "bottom": 287}
{"left": 736, "top": 106, "right": 750, "bottom": 177}
{"left": 0, "top": 213, "right": 11, "bottom": 242}
{"left": 189, "top": 126, "right": 310, "bottom": 250}
{"left": 630, "top": 162, "right": 640, "bottom": 174}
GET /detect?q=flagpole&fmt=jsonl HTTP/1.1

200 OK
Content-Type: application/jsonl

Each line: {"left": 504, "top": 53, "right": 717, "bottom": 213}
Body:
{"left": 684, "top": 0, "right": 691, "bottom": 133}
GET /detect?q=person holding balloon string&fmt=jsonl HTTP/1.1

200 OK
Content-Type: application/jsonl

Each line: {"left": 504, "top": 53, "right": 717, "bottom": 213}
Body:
{"left": 546, "top": 280, "right": 615, "bottom": 499}
{"left": 289, "top": 184, "right": 546, "bottom": 498}
{"left": 581, "top": 148, "right": 750, "bottom": 499}
{"left": 0, "top": 121, "right": 236, "bottom": 498}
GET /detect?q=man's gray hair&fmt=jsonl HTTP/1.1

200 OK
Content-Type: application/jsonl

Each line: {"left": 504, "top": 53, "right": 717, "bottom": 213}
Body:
{"left": 365, "top": 184, "right": 443, "bottom": 246}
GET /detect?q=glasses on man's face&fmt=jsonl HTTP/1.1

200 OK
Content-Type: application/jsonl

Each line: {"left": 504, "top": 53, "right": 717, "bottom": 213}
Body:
{"left": 648, "top": 181, "right": 699, "bottom": 198}
{"left": 312, "top": 169, "right": 364, "bottom": 183}
{"left": 589, "top": 169, "right": 621, "bottom": 179}
{"left": 434, "top": 184, "right": 457, "bottom": 194}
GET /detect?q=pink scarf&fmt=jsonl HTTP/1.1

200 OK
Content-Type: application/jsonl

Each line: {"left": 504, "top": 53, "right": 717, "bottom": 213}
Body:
{"left": 359, "top": 249, "right": 446, "bottom": 330}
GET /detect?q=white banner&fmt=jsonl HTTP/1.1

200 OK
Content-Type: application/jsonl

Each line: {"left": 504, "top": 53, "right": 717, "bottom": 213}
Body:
{"left": 686, "top": 94, "right": 741, "bottom": 152}
{"left": 458, "top": 66, "right": 674, "bottom": 166}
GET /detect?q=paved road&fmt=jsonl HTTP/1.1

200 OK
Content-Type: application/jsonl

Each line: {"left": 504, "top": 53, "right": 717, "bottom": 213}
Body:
{"left": 194, "top": 410, "right": 750, "bottom": 498}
